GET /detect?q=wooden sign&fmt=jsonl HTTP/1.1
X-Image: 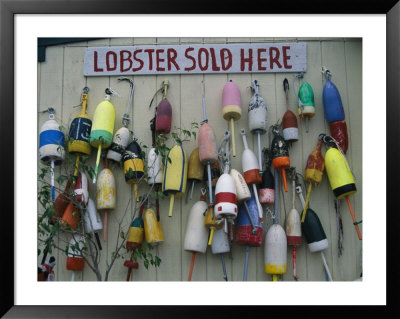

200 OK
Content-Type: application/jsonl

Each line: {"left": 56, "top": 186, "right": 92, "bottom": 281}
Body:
{"left": 83, "top": 43, "right": 306, "bottom": 76}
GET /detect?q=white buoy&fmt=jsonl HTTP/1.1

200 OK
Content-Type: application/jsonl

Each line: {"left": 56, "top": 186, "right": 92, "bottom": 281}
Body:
{"left": 264, "top": 224, "right": 287, "bottom": 280}
{"left": 106, "top": 127, "right": 131, "bottom": 163}
{"left": 147, "top": 147, "right": 163, "bottom": 185}
{"left": 214, "top": 164, "right": 238, "bottom": 220}
{"left": 84, "top": 198, "right": 103, "bottom": 250}
{"left": 73, "top": 171, "right": 89, "bottom": 206}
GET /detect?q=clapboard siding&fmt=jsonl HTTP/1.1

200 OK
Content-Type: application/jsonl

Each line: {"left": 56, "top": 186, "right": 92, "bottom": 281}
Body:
{"left": 37, "top": 37, "right": 362, "bottom": 281}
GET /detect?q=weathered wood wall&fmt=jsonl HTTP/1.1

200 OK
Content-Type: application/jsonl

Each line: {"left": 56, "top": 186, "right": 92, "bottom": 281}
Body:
{"left": 37, "top": 37, "right": 362, "bottom": 281}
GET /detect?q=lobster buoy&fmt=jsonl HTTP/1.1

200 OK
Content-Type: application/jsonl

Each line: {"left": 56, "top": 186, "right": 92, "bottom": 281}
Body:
{"left": 68, "top": 88, "right": 92, "bottom": 177}
{"left": 214, "top": 164, "right": 238, "bottom": 220}
{"left": 322, "top": 135, "right": 361, "bottom": 240}
{"left": 187, "top": 148, "right": 205, "bottom": 201}
{"left": 52, "top": 179, "right": 72, "bottom": 223}
{"left": 248, "top": 80, "right": 267, "bottom": 171}
{"left": 240, "top": 129, "right": 263, "bottom": 222}
{"left": 39, "top": 109, "right": 65, "bottom": 201}
{"left": 84, "top": 198, "right": 103, "bottom": 250}
{"left": 66, "top": 235, "right": 85, "bottom": 281}
{"left": 123, "top": 137, "right": 144, "bottom": 202}
{"left": 264, "top": 224, "right": 287, "bottom": 280}
{"left": 271, "top": 125, "right": 290, "bottom": 192}
{"left": 184, "top": 195, "right": 209, "bottom": 281}
{"left": 236, "top": 189, "right": 263, "bottom": 281}
{"left": 282, "top": 78, "right": 299, "bottom": 143}
{"left": 236, "top": 189, "right": 263, "bottom": 247}
{"left": 301, "top": 207, "right": 333, "bottom": 281}
{"left": 286, "top": 179, "right": 302, "bottom": 280}
{"left": 143, "top": 206, "right": 164, "bottom": 244}
{"left": 258, "top": 149, "right": 274, "bottom": 204}
{"left": 222, "top": 80, "right": 242, "bottom": 157}
{"left": 61, "top": 202, "right": 80, "bottom": 230}
{"left": 96, "top": 159, "right": 116, "bottom": 242}
{"left": 125, "top": 202, "right": 145, "bottom": 281}
{"left": 155, "top": 80, "right": 172, "bottom": 134}
{"left": 198, "top": 117, "right": 218, "bottom": 205}
{"left": 147, "top": 147, "right": 163, "bottom": 185}
{"left": 297, "top": 79, "right": 316, "bottom": 133}
{"left": 322, "top": 69, "right": 349, "bottom": 153}
{"left": 89, "top": 88, "right": 116, "bottom": 183}
{"left": 301, "top": 139, "right": 325, "bottom": 222}
{"left": 162, "top": 144, "right": 188, "bottom": 217}
{"left": 107, "top": 127, "right": 130, "bottom": 163}
{"left": 230, "top": 168, "right": 251, "bottom": 203}
{"left": 73, "top": 172, "right": 89, "bottom": 206}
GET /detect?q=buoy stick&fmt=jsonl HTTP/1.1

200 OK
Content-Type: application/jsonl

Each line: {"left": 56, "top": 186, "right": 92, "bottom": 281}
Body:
{"left": 208, "top": 227, "right": 215, "bottom": 246}
{"left": 252, "top": 184, "right": 263, "bottom": 223}
{"left": 305, "top": 116, "right": 309, "bottom": 133}
{"left": 126, "top": 251, "right": 134, "bottom": 281}
{"left": 168, "top": 194, "right": 175, "bottom": 217}
{"left": 345, "top": 196, "right": 362, "bottom": 240}
{"left": 257, "top": 132, "right": 262, "bottom": 174}
{"left": 281, "top": 168, "right": 288, "bottom": 192}
{"left": 207, "top": 163, "right": 213, "bottom": 205}
{"left": 71, "top": 271, "right": 75, "bottom": 281}
{"left": 243, "top": 201, "right": 257, "bottom": 234}
{"left": 94, "top": 232, "right": 102, "bottom": 250}
{"left": 320, "top": 251, "right": 333, "bottom": 281}
{"left": 188, "top": 252, "right": 196, "bottom": 281}
{"left": 190, "top": 180, "right": 195, "bottom": 200}
{"left": 231, "top": 118, "right": 236, "bottom": 157}
{"left": 272, "top": 275, "right": 278, "bottom": 282}
{"left": 220, "top": 254, "right": 228, "bottom": 281}
{"left": 73, "top": 155, "right": 80, "bottom": 179}
{"left": 134, "top": 183, "right": 139, "bottom": 202}
{"left": 93, "top": 144, "right": 102, "bottom": 184}
{"left": 301, "top": 183, "right": 312, "bottom": 222}
{"left": 293, "top": 246, "right": 298, "bottom": 280}
{"left": 50, "top": 160, "right": 55, "bottom": 201}
{"left": 243, "top": 244, "right": 250, "bottom": 281}
{"left": 103, "top": 211, "right": 108, "bottom": 242}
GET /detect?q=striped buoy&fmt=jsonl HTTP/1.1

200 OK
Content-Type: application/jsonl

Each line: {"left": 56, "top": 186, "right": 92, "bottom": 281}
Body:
{"left": 123, "top": 136, "right": 144, "bottom": 202}
{"left": 39, "top": 108, "right": 65, "bottom": 201}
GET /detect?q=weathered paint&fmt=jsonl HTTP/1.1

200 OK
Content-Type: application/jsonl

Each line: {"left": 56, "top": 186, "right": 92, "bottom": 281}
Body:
{"left": 96, "top": 168, "right": 116, "bottom": 209}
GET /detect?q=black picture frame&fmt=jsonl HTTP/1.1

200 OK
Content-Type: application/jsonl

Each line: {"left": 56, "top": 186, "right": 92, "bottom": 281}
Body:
{"left": 1, "top": 0, "right": 398, "bottom": 317}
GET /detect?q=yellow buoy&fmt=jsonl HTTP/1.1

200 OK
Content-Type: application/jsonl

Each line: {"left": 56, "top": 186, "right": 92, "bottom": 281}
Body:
{"left": 90, "top": 88, "right": 116, "bottom": 183}
{"left": 143, "top": 207, "right": 164, "bottom": 244}
{"left": 68, "top": 87, "right": 92, "bottom": 177}
{"left": 162, "top": 144, "right": 188, "bottom": 217}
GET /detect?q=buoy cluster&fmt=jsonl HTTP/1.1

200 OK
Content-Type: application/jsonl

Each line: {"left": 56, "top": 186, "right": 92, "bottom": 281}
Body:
{"left": 39, "top": 68, "right": 360, "bottom": 282}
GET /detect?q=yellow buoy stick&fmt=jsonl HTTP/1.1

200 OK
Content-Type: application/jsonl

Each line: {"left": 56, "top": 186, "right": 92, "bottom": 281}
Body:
{"left": 168, "top": 194, "right": 175, "bottom": 217}
{"left": 230, "top": 118, "right": 236, "bottom": 157}
{"left": 134, "top": 184, "right": 139, "bottom": 202}
{"left": 301, "top": 183, "right": 312, "bottom": 222}
{"left": 93, "top": 144, "right": 102, "bottom": 184}
{"left": 208, "top": 227, "right": 215, "bottom": 246}
{"left": 272, "top": 275, "right": 278, "bottom": 282}
{"left": 73, "top": 155, "right": 80, "bottom": 180}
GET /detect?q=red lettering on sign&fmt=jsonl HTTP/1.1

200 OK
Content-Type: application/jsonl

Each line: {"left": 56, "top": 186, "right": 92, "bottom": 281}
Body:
{"left": 156, "top": 49, "right": 165, "bottom": 71}
{"left": 240, "top": 48, "right": 253, "bottom": 71}
{"left": 220, "top": 48, "right": 232, "bottom": 70}
{"left": 167, "top": 48, "right": 180, "bottom": 71}
{"left": 198, "top": 48, "right": 209, "bottom": 71}
{"left": 282, "top": 46, "right": 292, "bottom": 69}
{"left": 106, "top": 51, "right": 117, "bottom": 71}
{"left": 144, "top": 49, "right": 155, "bottom": 70}
{"left": 120, "top": 50, "right": 132, "bottom": 72}
{"left": 209, "top": 48, "right": 220, "bottom": 71}
{"left": 269, "top": 47, "right": 282, "bottom": 69}
{"left": 132, "top": 49, "right": 144, "bottom": 72}
{"left": 94, "top": 51, "right": 103, "bottom": 72}
{"left": 184, "top": 48, "right": 196, "bottom": 71}
{"left": 257, "top": 48, "right": 267, "bottom": 71}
